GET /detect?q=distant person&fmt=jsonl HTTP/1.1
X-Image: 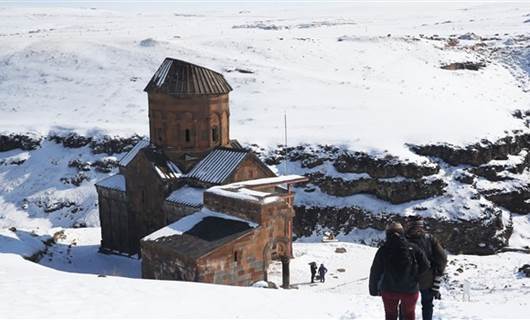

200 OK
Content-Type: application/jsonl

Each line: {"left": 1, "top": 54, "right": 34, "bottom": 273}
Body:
{"left": 309, "top": 262, "right": 317, "bottom": 283}
{"left": 318, "top": 263, "right": 328, "bottom": 283}
{"left": 369, "top": 222, "right": 430, "bottom": 320}
{"left": 404, "top": 216, "right": 447, "bottom": 320}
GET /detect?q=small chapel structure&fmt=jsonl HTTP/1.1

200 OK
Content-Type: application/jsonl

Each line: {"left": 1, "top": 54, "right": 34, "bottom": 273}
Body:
{"left": 95, "top": 58, "right": 306, "bottom": 287}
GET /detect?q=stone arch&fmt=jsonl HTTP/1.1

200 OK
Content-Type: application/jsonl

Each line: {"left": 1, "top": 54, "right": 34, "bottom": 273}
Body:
{"left": 181, "top": 112, "right": 194, "bottom": 145}
{"left": 262, "top": 237, "right": 291, "bottom": 281}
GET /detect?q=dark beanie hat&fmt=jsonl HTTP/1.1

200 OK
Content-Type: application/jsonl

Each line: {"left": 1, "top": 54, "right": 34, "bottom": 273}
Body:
{"left": 408, "top": 216, "right": 424, "bottom": 228}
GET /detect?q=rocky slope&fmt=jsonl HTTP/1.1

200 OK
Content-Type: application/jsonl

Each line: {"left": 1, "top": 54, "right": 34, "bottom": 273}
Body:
{"left": 1, "top": 127, "right": 529, "bottom": 255}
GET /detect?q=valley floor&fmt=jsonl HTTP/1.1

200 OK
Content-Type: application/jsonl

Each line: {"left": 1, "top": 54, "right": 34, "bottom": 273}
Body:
{"left": 1, "top": 227, "right": 529, "bottom": 319}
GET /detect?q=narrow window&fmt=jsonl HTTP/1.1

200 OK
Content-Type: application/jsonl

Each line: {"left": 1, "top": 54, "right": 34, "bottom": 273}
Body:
{"left": 185, "top": 129, "right": 191, "bottom": 142}
{"left": 212, "top": 127, "right": 219, "bottom": 142}
{"left": 156, "top": 128, "right": 163, "bottom": 142}
{"left": 234, "top": 250, "right": 241, "bottom": 262}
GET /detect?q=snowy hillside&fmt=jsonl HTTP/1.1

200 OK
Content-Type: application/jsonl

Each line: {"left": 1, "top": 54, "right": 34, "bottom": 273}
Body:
{"left": 1, "top": 2, "right": 530, "bottom": 319}
{"left": 1, "top": 3, "right": 529, "bottom": 158}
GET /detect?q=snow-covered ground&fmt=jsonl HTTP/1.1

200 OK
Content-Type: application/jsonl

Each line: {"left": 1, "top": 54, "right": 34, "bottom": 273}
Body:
{"left": 1, "top": 3, "right": 529, "bottom": 159}
{"left": 1, "top": 228, "right": 529, "bottom": 319}
{"left": 1, "top": 3, "right": 530, "bottom": 319}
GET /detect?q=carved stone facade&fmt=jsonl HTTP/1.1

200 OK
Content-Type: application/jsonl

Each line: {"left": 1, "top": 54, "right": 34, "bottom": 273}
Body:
{"left": 148, "top": 93, "right": 230, "bottom": 161}
{"left": 94, "top": 58, "right": 303, "bottom": 288}
{"left": 140, "top": 176, "right": 304, "bottom": 286}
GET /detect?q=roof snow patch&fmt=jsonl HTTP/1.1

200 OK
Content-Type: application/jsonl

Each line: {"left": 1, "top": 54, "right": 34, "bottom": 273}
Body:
{"left": 95, "top": 174, "right": 126, "bottom": 192}
{"left": 119, "top": 139, "right": 150, "bottom": 167}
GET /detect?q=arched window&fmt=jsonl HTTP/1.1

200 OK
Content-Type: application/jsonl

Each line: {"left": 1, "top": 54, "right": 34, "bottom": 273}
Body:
{"left": 185, "top": 129, "right": 191, "bottom": 142}
{"left": 156, "top": 128, "right": 163, "bottom": 143}
{"left": 212, "top": 126, "right": 219, "bottom": 142}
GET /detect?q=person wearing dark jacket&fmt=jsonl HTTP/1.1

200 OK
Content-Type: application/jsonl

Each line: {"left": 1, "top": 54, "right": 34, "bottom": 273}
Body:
{"left": 309, "top": 262, "right": 317, "bottom": 283}
{"left": 369, "top": 222, "right": 430, "bottom": 320}
{"left": 404, "top": 216, "right": 448, "bottom": 320}
{"left": 318, "top": 264, "right": 328, "bottom": 283}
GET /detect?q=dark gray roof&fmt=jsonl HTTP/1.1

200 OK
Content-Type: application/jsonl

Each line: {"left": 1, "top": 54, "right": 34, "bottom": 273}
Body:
{"left": 144, "top": 214, "right": 255, "bottom": 260}
{"left": 144, "top": 58, "right": 232, "bottom": 96}
{"left": 147, "top": 229, "right": 253, "bottom": 260}
{"left": 185, "top": 148, "right": 249, "bottom": 184}
{"left": 186, "top": 217, "right": 253, "bottom": 241}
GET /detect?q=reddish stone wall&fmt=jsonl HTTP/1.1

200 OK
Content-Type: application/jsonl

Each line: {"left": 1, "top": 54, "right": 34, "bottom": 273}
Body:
{"left": 230, "top": 156, "right": 275, "bottom": 182}
{"left": 148, "top": 93, "right": 230, "bottom": 157}
{"left": 203, "top": 191, "right": 263, "bottom": 223}
{"left": 163, "top": 201, "right": 201, "bottom": 224}
{"left": 121, "top": 151, "right": 177, "bottom": 254}
{"left": 196, "top": 201, "right": 295, "bottom": 285}
{"left": 197, "top": 231, "right": 265, "bottom": 286}
{"left": 141, "top": 240, "right": 198, "bottom": 281}
{"left": 140, "top": 198, "right": 296, "bottom": 286}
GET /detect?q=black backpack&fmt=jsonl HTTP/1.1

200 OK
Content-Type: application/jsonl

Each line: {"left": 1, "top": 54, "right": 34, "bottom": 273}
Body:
{"left": 384, "top": 235, "right": 419, "bottom": 278}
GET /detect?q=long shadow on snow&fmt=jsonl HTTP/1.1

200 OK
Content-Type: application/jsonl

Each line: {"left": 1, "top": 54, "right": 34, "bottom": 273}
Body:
{"left": 38, "top": 241, "right": 141, "bottom": 278}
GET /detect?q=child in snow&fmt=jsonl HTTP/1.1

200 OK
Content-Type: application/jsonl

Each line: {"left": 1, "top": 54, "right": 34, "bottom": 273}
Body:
{"left": 318, "top": 263, "right": 328, "bottom": 283}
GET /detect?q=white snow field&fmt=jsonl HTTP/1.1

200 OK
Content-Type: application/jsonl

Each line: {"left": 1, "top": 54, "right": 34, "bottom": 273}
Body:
{"left": 1, "top": 228, "right": 530, "bottom": 319}
{"left": 1, "top": 2, "right": 530, "bottom": 319}
{"left": 1, "top": 3, "right": 529, "bottom": 159}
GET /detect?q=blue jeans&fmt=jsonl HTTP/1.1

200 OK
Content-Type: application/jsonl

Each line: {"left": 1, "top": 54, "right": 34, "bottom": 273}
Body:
{"left": 399, "top": 289, "right": 433, "bottom": 320}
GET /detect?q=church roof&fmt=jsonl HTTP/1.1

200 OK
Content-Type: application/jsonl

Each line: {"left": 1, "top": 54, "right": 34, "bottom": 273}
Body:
{"left": 143, "top": 148, "right": 182, "bottom": 181}
{"left": 142, "top": 208, "right": 256, "bottom": 259}
{"left": 185, "top": 148, "right": 249, "bottom": 184}
{"left": 166, "top": 185, "right": 204, "bottom": 208}
{"left": 144, "top": 58, "right": 232, "bottom": 96}
{"left": 95, "top": 174, "right": 126, "bottom": 192}
{"left": 119, "top": 139, "right": 150, "bottom": 167}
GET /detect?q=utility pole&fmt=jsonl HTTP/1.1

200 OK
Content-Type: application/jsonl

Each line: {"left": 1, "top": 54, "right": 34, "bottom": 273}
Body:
{"left": 283, "top": 111, "right": 288, "bottom": 175}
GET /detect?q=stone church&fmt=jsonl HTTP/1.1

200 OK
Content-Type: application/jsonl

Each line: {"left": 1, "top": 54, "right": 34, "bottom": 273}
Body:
{"left": 95, "top": 57, "right": 306, "bottom": 286}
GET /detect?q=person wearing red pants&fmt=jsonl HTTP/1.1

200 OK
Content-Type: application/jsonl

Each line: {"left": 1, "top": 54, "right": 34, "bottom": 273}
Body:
{"left": 382, "top": 291, "right": 419, "bottom": 320}
{"left": 369, "top": 222, "right": 430, "bottom": 320}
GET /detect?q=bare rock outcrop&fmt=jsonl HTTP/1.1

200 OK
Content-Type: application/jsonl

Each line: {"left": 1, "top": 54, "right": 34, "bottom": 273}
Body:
{"left": 50, "top": 133, "right": 92, "bottom": 148}
{"left": 90, "top": 135, "right": 142, "bottom": 155}
{"left": 0, "top": 133, "right": 41, "bottom": 151}
{"left": 409, "top": 133, "right": 530, "bottom": 166}
{"left": 307, "top": 172, "right": 446, "bottom": 204}
{"left": 334, "top": 152, "right": 439, "bottom": 178}
{"left": 481, "top": 186, "right": 530, "bottom": 214}
{"left": 294, "top": 205, "right": 511, "bottom": 255}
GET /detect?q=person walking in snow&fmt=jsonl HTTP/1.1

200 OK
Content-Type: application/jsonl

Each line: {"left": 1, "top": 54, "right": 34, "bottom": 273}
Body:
{"left": 309, "top": 262, "right": 318, "bottom": 283}
{"left": 318, "top": 263, "right": 328, "bottom": 283}
{"left": 369, "top": 222, "right": 430, "bottom": 320}
{"left": 403, "top": 216, "right": 447, "bottom": 320}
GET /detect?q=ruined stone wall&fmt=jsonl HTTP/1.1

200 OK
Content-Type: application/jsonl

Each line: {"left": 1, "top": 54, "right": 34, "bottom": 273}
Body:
{"left": 197, "top": 202, "right": 294, "bottom": 286}
{"left": 141, "top": 198, "right": 295, "bottom": 286}
{"left": 162, "top": 202, "right": 201, "bottom": 224}
{"left": 203, "top": 191, "right": 263, "bottom": 223}
{"left": 196, "top": 231, "right": 266, "bottom": 286}
{"left": 141, "top": 240, "right": 198, "bottom": 281}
